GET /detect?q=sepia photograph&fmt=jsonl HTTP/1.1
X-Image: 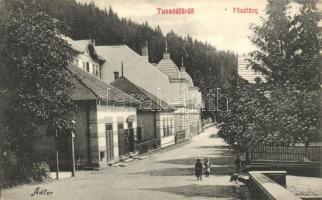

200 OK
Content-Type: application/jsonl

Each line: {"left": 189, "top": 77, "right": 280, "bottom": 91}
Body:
{"left": 0, "top": 0, "right": 321, "bottom": 199}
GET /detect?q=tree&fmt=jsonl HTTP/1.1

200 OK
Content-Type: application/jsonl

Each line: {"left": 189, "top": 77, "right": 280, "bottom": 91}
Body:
{"left": 248, "top": 0, "right": 321, "bottom": 145}
{"left": 0, "top": 0, "right": 77, "bottom": 184}
{"left": 218, "top": 77, "right": 269, "bottom": 151}
{"left": 248, "top": 0, "right": 321, "bottom": 90}
{"left": 219, "top": 0, "right": 321, "bottom": 150}
{"left": 248, "top": 0, "right": 293, "bottom": 84}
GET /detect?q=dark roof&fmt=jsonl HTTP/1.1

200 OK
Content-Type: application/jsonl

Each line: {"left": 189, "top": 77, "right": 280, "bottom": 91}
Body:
{"left": 110, "top": 77, "right": 175, "bottom": 111}
{"left": 68, "top": 65, "right": 140, "bottom": 105}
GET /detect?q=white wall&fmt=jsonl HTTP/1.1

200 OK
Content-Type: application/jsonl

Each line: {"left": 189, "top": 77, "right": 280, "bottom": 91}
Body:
{"left": 96, "top": 105, "right": 137, "bottom": 166}
{"left": 157, "top": 112, "right": 175, "bottom": 147}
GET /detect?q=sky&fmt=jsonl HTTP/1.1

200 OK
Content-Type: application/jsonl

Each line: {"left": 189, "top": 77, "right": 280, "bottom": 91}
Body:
{"left": 76, "top": 0, "right": 269, "bottom": 54}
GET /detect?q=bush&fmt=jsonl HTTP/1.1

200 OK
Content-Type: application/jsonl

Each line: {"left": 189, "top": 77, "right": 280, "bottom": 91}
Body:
{"left": 28, "top": 162, "right": 50, "bottom": 182}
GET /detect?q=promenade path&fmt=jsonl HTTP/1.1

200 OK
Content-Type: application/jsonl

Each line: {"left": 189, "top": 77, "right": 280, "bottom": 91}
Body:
{"left": 3, "top": 126, "right": 242, "bottom": 200}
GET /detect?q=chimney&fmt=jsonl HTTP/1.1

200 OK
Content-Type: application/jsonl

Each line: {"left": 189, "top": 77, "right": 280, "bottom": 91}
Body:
{"left": 141, "top": 41, "right": 149, "bottom": 62}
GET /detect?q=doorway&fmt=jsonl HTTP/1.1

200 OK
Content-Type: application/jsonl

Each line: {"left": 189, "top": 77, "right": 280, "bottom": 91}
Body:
{"left": 105, "top": 124, "right": 114, "bottom": 162}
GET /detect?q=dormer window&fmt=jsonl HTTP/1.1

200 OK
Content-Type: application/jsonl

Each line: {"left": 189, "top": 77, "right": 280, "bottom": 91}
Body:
{"left": 114, "top": 72, "right": 119, "bottom": 80}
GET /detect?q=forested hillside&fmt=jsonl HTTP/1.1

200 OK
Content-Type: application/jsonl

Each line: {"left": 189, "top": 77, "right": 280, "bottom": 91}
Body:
{"left": 36, "top": 0, "right": 237, "bottom": 117}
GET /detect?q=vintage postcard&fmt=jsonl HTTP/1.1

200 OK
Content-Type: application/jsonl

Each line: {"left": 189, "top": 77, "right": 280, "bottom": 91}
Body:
{"left": 0, "top": 0, "right": 321, "bottom": 199}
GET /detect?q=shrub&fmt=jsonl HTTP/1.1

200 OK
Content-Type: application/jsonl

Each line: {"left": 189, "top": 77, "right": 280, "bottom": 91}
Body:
{"left": 28, "top": 162, "right": 50, "bottom": 182}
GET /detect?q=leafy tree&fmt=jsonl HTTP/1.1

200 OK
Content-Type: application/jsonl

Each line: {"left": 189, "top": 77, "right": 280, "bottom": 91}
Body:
{"left": 218, "top": 77, "right": 268, "bottom": 151}
{"left": 219, "top": 0, "right": 321, "bottom": 150}
{"left": 248, "top": 0, "right": 321, "bottom": 90}
{"left": 248, "top": 0, "right": 321, "bottom": 145}
{"left": 0, "top": 0, "right": 77, "bottom": 184}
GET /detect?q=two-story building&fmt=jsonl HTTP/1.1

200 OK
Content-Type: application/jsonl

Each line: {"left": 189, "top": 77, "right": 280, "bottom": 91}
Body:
{"left": 35, "top": 37, "right": 144, "bottom": 169}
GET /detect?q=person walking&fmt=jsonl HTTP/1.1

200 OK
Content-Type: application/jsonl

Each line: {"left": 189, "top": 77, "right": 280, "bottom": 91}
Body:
{"left": 195, "top": 158, "right": 203, "bottom": 181}
{"left": 204, "top": 158, "right": 211, "bottom": 177}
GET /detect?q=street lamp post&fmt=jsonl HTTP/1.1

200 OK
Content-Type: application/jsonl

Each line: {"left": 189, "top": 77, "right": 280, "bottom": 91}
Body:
{"left": 71, "top": 120, "right": 76, "bottom": 177}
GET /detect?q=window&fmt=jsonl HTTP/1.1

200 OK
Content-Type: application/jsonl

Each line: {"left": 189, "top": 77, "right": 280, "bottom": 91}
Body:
{"left": 163, "top": 118, "right": 166, "bottom": 137}
{"left": 86, "top": 62, "right": 90, "bottom": 72}
{"left": 117, "top": 123, "right": 124, "bottom": 130}
{"left": 82, "top": 62, "right": 86, "bottom": 70}
{"left": 93, "top": 64, "right": 99, "bottom": 76}
{"left": 166, "top": 118, "right": 169, "bottom": 136}
{"left": 95, "top": 65, "right": 100, "bottom": 76}
{"left": 106, "top": 123, "right": 113, "bottom": 131}
{"left": 92, "top": 64, "right": 95, "bottom": 74}
{"left": 137, "top": 127, "right": 142, "bottom": 141}
{"left": 127, "top": 122, "right": 133, "bottom": 129}
{"left": 114, "top": 72, "right": 119, "bottom": 80}
{"left": 100, "top": 151, "right": 105, "bottom": 161}
{"left": 75, "top": 59, "right": 79, "bottom": 66}
{"left": 170, "top": 119, "right": 173, "bottom": 135}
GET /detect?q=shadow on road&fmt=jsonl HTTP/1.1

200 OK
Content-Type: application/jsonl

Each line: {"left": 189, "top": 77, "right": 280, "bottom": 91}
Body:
{"left": 130, "top": 165, "right": 235, "bottom": 176}
{"left": 209, "top": 134, "right": 219, "bottom": 138}
{"left": 143, "top": 184, "right": 240, "bottom": 198}
{"left": 157, "top": 156, "right": 235, "bottom": 166}
{"left": 196, "top": 145, "right": 229, "bottom": 149}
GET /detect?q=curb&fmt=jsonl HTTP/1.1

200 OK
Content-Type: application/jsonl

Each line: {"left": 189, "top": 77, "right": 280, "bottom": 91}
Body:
{"left": 140, "top": 139, "right": 192, "bottom": 157}
{"left": 108, "top": 139, "right": 192, "bottom": 167}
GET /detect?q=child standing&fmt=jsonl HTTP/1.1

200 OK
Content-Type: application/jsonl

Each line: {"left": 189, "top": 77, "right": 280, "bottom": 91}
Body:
{"left": 195, "top": 158, "right": 203, "bottom": 181}
{"left": 204, "top": 158, "right": 211, "bottom": 177}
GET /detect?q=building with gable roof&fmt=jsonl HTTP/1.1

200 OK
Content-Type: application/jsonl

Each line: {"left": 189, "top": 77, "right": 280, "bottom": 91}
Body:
{"left": 111, "top": 76, "right": 176, "bottom": 149}
{"left": 65, "top": 36, "right": 202, "bottom": 150}
{"left": 63, "top": 36, "right": 105, "bottom": 78}
{"left": 95, "top": 45, "right": 174, "bottom": 101}
{"left": 96, "top": 41, "right": 202, "bottom": 140}
{"left": 34, "top": 64, "right": 141, "bottom": 169}
{"left": 69, "top": 65, "right": 141, "bottom": 167}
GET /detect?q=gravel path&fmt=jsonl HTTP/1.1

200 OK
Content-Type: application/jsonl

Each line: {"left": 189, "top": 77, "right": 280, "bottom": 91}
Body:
{"left": 3, "top": 126, "right": 241, "bottom": 200}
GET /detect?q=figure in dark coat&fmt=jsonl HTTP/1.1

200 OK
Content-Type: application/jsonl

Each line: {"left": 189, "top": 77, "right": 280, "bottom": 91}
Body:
{"left": 195, "top": 158, "right": 203, "bottom": 181}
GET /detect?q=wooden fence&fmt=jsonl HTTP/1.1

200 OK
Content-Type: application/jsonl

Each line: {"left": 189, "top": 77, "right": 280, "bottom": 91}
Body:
{"left": 248, "top": 146, "right": 322, "bottom": 165}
